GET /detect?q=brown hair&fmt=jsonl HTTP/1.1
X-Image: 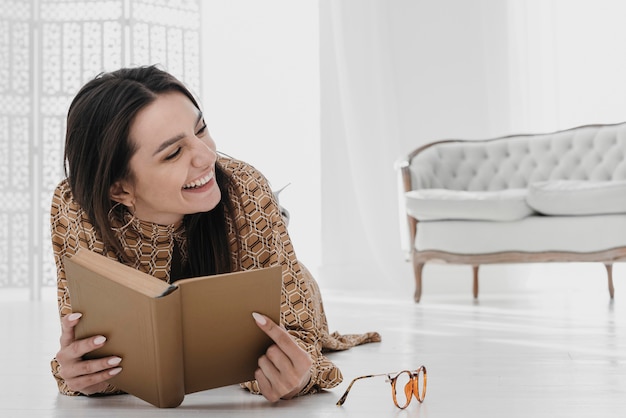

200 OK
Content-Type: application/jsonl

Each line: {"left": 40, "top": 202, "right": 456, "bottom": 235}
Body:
{"left": 64, "top": 65, "right": 237, "bottom": 277}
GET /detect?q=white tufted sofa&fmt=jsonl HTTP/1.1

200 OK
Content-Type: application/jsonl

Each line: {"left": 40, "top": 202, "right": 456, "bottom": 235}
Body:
{"left": 397, "top": 122, "right": 626, "bottom": 302}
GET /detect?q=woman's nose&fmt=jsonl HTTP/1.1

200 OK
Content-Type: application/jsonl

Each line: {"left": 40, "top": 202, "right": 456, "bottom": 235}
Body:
{"left": 190, "top": 138, "right": 216, "bottom": 167}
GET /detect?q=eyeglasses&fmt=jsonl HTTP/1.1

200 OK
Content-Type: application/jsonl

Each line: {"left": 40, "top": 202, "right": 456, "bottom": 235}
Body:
{"left": 336, "top": 366, "right": 427, "bottom": 409}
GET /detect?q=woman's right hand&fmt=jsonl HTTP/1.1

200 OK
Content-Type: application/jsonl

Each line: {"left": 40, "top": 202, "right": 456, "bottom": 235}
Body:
{"left": 55, "top": 312, "right": 123, "bottom": 395}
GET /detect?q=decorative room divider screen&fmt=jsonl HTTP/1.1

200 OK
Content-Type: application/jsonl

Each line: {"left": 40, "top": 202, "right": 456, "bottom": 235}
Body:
{"left": 0, "top": 0, "right": 201, "bottom": 299}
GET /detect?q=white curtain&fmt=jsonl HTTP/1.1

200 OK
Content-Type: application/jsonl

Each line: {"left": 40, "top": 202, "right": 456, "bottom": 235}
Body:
{"left": 318, "top": 0, "right": 626, "bottom": 294}
{"left": 319, "top": 0, "right": 406, "bottom": 289}
{"left": 507, "top": 0, "right": 626, "bottom": 132}
{"left": 319, "top": 0, "right": 514, "bottom": 291}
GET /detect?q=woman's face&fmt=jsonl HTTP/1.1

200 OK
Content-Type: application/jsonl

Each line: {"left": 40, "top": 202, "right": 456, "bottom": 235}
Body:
{"left": 111, "top": 91, "right": 221, "bottom": 225}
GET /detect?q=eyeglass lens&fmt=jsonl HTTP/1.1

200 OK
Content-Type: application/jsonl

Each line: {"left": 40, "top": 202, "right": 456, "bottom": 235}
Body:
{"left": 391, "top": 368, "right": 426, "bottom": 409}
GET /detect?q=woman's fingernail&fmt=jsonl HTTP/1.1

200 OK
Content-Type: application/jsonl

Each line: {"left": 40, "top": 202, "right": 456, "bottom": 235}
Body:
{"left": 109, "top": 367, "right": 122, "bottom": 376}
{"left": 252, "top": 312, "right": 266, "bottom": 325}
{"left": 107, "top": 357, "right": 122, "bottom": 366}
{"left": 93, "top": 336, "right": 106, "bottom": 345}
{"left": 68, "top": 313, "right": 82, "bottom": 321}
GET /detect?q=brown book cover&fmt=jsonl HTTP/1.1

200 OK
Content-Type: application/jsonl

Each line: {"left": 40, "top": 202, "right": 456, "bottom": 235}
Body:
{"left": 64, "top": 249, "right": 282, "bottom": 408}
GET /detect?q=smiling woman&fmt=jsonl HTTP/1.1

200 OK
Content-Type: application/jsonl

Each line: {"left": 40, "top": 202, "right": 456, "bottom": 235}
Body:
{"left": 110, "top": 92, "right": 222, "bottom": 225}
{"left": 50, "top": 65, "right": 380, "bottom": 404}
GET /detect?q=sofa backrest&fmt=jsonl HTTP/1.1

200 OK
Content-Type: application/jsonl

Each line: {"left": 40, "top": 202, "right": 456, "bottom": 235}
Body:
{"left": 407, "top": 122, "right": 626, "bottom": 191}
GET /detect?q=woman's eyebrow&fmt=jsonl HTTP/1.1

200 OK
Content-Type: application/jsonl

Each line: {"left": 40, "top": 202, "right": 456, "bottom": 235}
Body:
{"left": 153, "top": 133, "right": 185, "bottom": 156}
{"left": 152, "top": 112, "right": 203, "bottom": 156}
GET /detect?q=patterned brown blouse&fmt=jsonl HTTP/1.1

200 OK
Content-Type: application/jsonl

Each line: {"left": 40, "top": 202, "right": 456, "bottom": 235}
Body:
{"left": 50, "top": 156, "right": 380, "bottom": 397}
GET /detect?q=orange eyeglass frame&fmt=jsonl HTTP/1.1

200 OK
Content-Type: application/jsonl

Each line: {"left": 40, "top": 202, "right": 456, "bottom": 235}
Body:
{"left": 336, "top": 365, "right": 427, "bottom": 409}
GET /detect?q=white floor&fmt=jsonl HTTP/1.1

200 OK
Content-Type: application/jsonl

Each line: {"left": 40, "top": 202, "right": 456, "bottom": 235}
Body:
{"left": 2, "top": 271, "right": 625, "bottom": 417}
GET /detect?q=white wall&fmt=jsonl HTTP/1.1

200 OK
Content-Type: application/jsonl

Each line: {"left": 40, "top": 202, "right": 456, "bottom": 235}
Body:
{"left": 199, "top": 1, "right": 321, "bottom": 275}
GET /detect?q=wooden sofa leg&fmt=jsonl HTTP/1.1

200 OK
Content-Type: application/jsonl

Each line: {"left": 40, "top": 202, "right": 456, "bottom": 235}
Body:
{"left": 605, "top": 263, "right": 614, "bottom": 299}
{"left": 413, "top": 262, "right": 424, "bottom": 303}
{"left": 472, "top": 265, "right": 479, "bottom": 299}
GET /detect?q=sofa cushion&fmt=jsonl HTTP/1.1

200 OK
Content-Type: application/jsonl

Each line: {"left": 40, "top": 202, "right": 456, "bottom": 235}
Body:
{"left": 415, "top": 214, "right": 626, "bottom": 253}
{"left": 527, "top": 180, "right": 626, "bottom": 215}
{"left": 405, "top": 188, "right": 534, "bottom": 221}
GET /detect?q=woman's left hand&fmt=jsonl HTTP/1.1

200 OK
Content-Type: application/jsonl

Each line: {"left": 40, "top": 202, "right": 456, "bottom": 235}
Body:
{"left": 252, "top": 312, "right": 313, "bottom": 402}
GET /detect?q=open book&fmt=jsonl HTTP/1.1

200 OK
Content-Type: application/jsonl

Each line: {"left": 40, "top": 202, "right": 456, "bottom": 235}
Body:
{"left": 64, "top": 249, "right": 282, "bottom": 408}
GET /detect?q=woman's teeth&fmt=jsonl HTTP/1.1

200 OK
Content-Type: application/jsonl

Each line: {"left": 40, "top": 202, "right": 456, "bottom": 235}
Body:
{"left": 183, "top": 172, "right": 213, "bottom": 189}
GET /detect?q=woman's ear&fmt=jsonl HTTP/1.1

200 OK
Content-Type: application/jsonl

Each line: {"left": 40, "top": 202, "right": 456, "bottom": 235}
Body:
{"left": 109, "top": 181, "right": 134, "bottom": 207}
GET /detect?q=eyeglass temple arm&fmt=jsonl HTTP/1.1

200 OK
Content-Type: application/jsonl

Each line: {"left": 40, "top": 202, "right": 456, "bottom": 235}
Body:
{"left": 336, "top": 373, "right": 388, "bottom": 406}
